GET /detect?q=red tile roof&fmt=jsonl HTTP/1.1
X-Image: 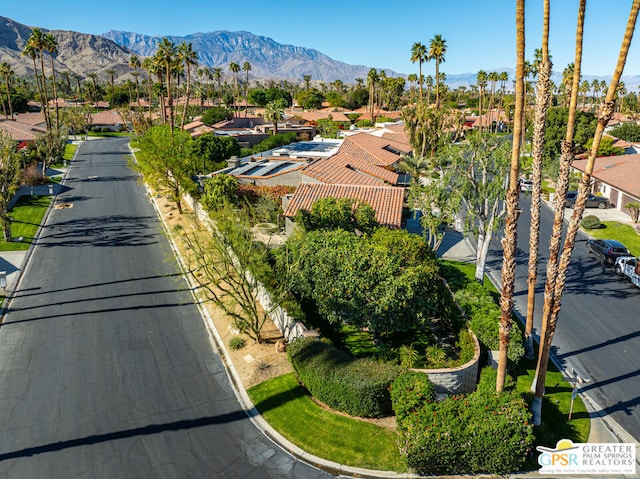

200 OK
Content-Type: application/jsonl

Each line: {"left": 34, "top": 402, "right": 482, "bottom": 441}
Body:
{"left": 303, "top": 149, "right": 400, "bottom": 186}
{"left": 341, "top": 132, "right": 409, "bottom": 167}
{"left": 90, "top": 110, "right": 123, "bottom": 126}
{"left": 0, "top": 119, "right": 46, "bottom": 141}
{"left": 283, "top": 183, "right": 405, "bottom": 228}
{"left": 572, "top": 154, "right": 640, "bottom": 198}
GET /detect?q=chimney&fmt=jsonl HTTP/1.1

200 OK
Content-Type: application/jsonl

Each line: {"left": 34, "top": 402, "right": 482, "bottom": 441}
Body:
{"left": 227, "top": 156, "right": 241, "bottom": 169}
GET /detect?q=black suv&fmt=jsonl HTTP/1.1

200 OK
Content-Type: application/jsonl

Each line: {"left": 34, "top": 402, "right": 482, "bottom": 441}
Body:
{"left": 586, "top": 239, "right": 630, "bottom": 266}
{"left": 564, "top": 191, "right": 610, "bottom": 209}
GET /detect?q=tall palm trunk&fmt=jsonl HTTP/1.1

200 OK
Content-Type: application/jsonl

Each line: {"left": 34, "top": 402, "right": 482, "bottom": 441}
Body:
{"left": 532, "top": 0, "right": 639, "bottom": 424}
{"left": 525, "top": 0, "right": 552, "bottom": 358}
{"left": 180, "top": 64, "right": 191, "bottom": 129}
{"left": 496, "top": 0, "right": 525, "bottom": 392}
{"left": 49, "top": 54, "right": 59, "bottom": 130}
{"left": 38, "top": 50, "right": 51, "bottom": 130}
{"left": 532, "top": 0, "right": 587, "bottom": 422}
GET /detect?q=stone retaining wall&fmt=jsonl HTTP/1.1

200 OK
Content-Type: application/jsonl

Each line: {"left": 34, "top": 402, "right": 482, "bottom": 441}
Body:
{"left": 412, "top": 330, "right": 481, "bottom": 395}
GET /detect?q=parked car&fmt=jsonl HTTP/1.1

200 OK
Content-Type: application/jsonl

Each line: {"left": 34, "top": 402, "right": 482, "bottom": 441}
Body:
{"left": 586, "top": 239, "right": 631, "bottom": 266}
{"left": 565, "top": 191, "right": 610, "bottom": 209}
{"left": 519, "top": 178, "right": 533, "bottom": 192}
{"left": 615, "top": 256, "right": 640, "bottom": 288}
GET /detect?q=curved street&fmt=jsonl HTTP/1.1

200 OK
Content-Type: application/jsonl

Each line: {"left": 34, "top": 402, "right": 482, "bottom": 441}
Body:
{"left": 0, "top": 137, "right": 333, "bottom": 478}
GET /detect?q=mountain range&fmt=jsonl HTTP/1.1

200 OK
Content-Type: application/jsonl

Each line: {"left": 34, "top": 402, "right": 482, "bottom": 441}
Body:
{"left": 3, "top": 15, "right": 640, "bottom": 91}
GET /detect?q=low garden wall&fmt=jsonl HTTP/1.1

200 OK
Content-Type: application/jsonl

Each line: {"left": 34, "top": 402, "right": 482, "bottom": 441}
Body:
{"left": 411, "top": 330, "right": 481, "bottom": 395}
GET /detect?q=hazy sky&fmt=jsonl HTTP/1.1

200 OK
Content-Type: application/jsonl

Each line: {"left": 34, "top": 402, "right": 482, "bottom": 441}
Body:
{"left": 4, "top": 0, "right": 640, "bottom": 77}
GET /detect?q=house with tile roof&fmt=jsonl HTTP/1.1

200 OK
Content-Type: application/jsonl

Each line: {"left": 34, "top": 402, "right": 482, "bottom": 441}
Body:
{"left": 572, "top": 153, "right": 640, "bottom": 218}
{"left": 0, "top": 117, "right": 46, "bottom": 142}
{"left": 282, "top": 183, "right": 405, "bottom": 233}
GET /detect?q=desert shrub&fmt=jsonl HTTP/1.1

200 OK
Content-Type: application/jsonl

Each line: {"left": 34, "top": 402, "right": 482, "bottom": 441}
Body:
{"left": 581, "top": 215, "right": 602, "bottom": 230}
{"left": 287, "top": 337, "right": 402, "bottom": 418}
{"left": 393, "top": 367, "right": 534, "bottom": 476}
{"left": 229, "top": 336, "right": 247, "bottom": 350}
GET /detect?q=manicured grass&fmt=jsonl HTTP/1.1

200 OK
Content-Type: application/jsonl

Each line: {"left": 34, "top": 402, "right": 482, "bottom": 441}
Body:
{"left": 516, "top": 358, "right": 590, "bottom": 447}
{"left": 0, "top": 196, "right": 50, "bottom": 251}
{"left": 87, "top": 131, "right": 131, "bottom": 138}
{"left": 247, "top": 373, "right": 406, "bottom": 472}
{"left": 586, "top": 221, "right": 640, "bottom": 256}
{"left": 63, "top": 143, "right": 77, "bottom": 162}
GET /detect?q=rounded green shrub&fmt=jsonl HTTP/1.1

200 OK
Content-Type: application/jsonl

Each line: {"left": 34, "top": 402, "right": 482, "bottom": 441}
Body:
{"left": 395, "top": 367, "right": 535, "bottom": 476}
{"left": 287, "top": 337, "right": 402, "bottom": 418}
{"left": 581, "top": 214, "right": 602, "bottom": 230}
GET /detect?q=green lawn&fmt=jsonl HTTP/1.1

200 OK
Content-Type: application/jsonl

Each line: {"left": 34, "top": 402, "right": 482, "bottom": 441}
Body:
{"left": 247, "top": 373, "right": 406, "bottom": 472}
{"left": 63, "top": 143, "right": 77, "bottom": 162}
{"left": 0, "top": 196, "right": 50, "bottom": 251}
{"left": 585, "top": 221, "right": 640, "bottom": 256}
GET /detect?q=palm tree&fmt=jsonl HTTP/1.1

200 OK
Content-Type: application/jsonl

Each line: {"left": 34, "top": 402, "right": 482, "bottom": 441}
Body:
{"left": 228, "top": 62, "right": 240, "bottom": 116}
{"left": 263, "top": 100, "right": 284, "bottom": 135}
{"left": 407, "top": 73, "right": 418, "bottom": 103}
{"left": 44, "top": 33, "right": 60, "bottom": 129}
{"left": 155, "top": 38, "right": 177, "bottom": 132}
{"left": 178, "top": 42, "right": 198, "bottom": 128}
{"left": 367, "top": 68, "right": 379, "bottom": 122}
{"left": 410, "top": 42, "right": 427, "bottom": 103}
{"left": 590, "top": 78, "right": 600, "bottom": 111}
{"left": 129, "top": 54, "right": 141, "bottom": 103}
{"left": 427, "top": 34, "right": 447, "bottom": 106}
{"left": 424, "top": 75, "right": 434, "bottom": 105}
{"left": 488, "top": 71, "right": 499, "bottom": 131}
{"left": 242, "top": 61, "right": 252, "bottom": 118}
{"left": 106, "top": 68, "right": 116, "bottom": 107}
{"left": 73, "top": 73, "right": 83, "bottom": 102}
{"left": 25, "top": 28, "right": 51, "bottom": 129}
{"left": 86, "top": 72, "right": 98, "bottom": 106}
{"left": 524, "top": 0, "right": 552, "bottom": 359}
{"left": 302, "top": 74, "right": 311, "bottom": 91}
{"left": 561, "top": 63, "right": 575, "bottom": 107}
{"left": 22, "top": 43, "right": 43, "bottom": 114}
{"left": 212, "top": 67, "right": 223, "bottom": 106}
{"left": 142, "top": 57, "right": 156, "bottom": 117}
{"left": 533, "top": 0, "right": 640, "bottom": 425}
{"left": 496, "top": 0, "right": 525, "bottom": 392}
{"left": 476, "top": 70, "right": 488, "bottom": 128}
{"left": 0, "top": 62, "right": 14, "bottom": 119}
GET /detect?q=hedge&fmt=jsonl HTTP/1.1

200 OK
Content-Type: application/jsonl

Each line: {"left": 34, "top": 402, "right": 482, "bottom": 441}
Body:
{"left": 453, "top": 281, "right": 524, "bottom": 365}
{"left": 391, "top": 368, "right": 535, "bottom": 476}
{"left": 287, "top": 337, "right": 402, "bottom": 418}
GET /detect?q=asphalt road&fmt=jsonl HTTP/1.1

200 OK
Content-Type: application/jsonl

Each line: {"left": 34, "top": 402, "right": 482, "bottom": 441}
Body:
{"left": 486, "top": 193, "right": 640, "bottom": 442}
{"left": 0, "top": 138, "right": 333, "bottom": 478}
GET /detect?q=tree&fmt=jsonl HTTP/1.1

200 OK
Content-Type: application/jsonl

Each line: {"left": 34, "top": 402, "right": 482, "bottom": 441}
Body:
{"left": 263, "top": 100, "right": 285, "bottom": 135}
{"left": 106, "top": 68, "right": 116, "bottom": 107}
{"left": 130, "top": 125, "right": 195, "bottom": 214}
{"left": 367, "top": 68, "right": 379, "bottom": 121}
{"left": 282, "top": 227, "right": 451, "bottom": 338}
{"left": 497, "top": 0, "right": 526, "bottom": 392}
{"left": 295, "top": 197, "right": 378, "bottom": 234}
{"left": 191, "top": 134, "right": 240, "bottom": 174}
{"left": 476, "top": 70, "right": 488, "bottom": 127}
{"left": 44, "top": 33, "right": 60, "bottom": 129}
{"left": 609, "top": 122, "right": 640, "bottom": 141}
{"left": 242, "top": 61, "right": 252, "bottom": 117}
{"left": 35, "top": 126, "right": 68, "bottom": 176}
{"left": 443, "top": 131, "right": 511, "bottom": 283}
{"left": 0, "top": 132, "right": 23, "bottom": 241}
{"left": 178, "top": 42, "right": 198, "bottom": 129}
{"left": 0, "top": 62, "right": 14, "bottom": 119}
{"left": 182, "top": 205, "right": 271, "bottom": 343}
{"left": 129, "top": 54, "right": 141, "bottom": 103}
{"left": 524, "top": 0, "right": 552, "bottom": 358}
{"left": 294, "top": 88, "right": 323, "bottom": 110}
{"left": 532, "top": 0, "right": 639, "bottom": 424}
{"left": 155, "top": 38, "right": 178, "bottom": 131}
{"left": 228, "top": 62, "right": 240, "bottom": 115}
{"left": 410, "top": 42, "right": 427, "bottom": 103}
{"left": 584, "top": 135, "right": 624, "bottom": 156}
{"left": 24, "top": 28, "right": 51, "bottom": 129}
{"left": 201, "top": 173, "right": 239, "bottom": 211}
{"left": 302, "top": 74, "right": 311, "bottom": 90}
{"left": 428, "top": 35, "right": 447, "bottom": 107}
{"left": 402, "top": 102, "right": 464, "bottom": 159}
